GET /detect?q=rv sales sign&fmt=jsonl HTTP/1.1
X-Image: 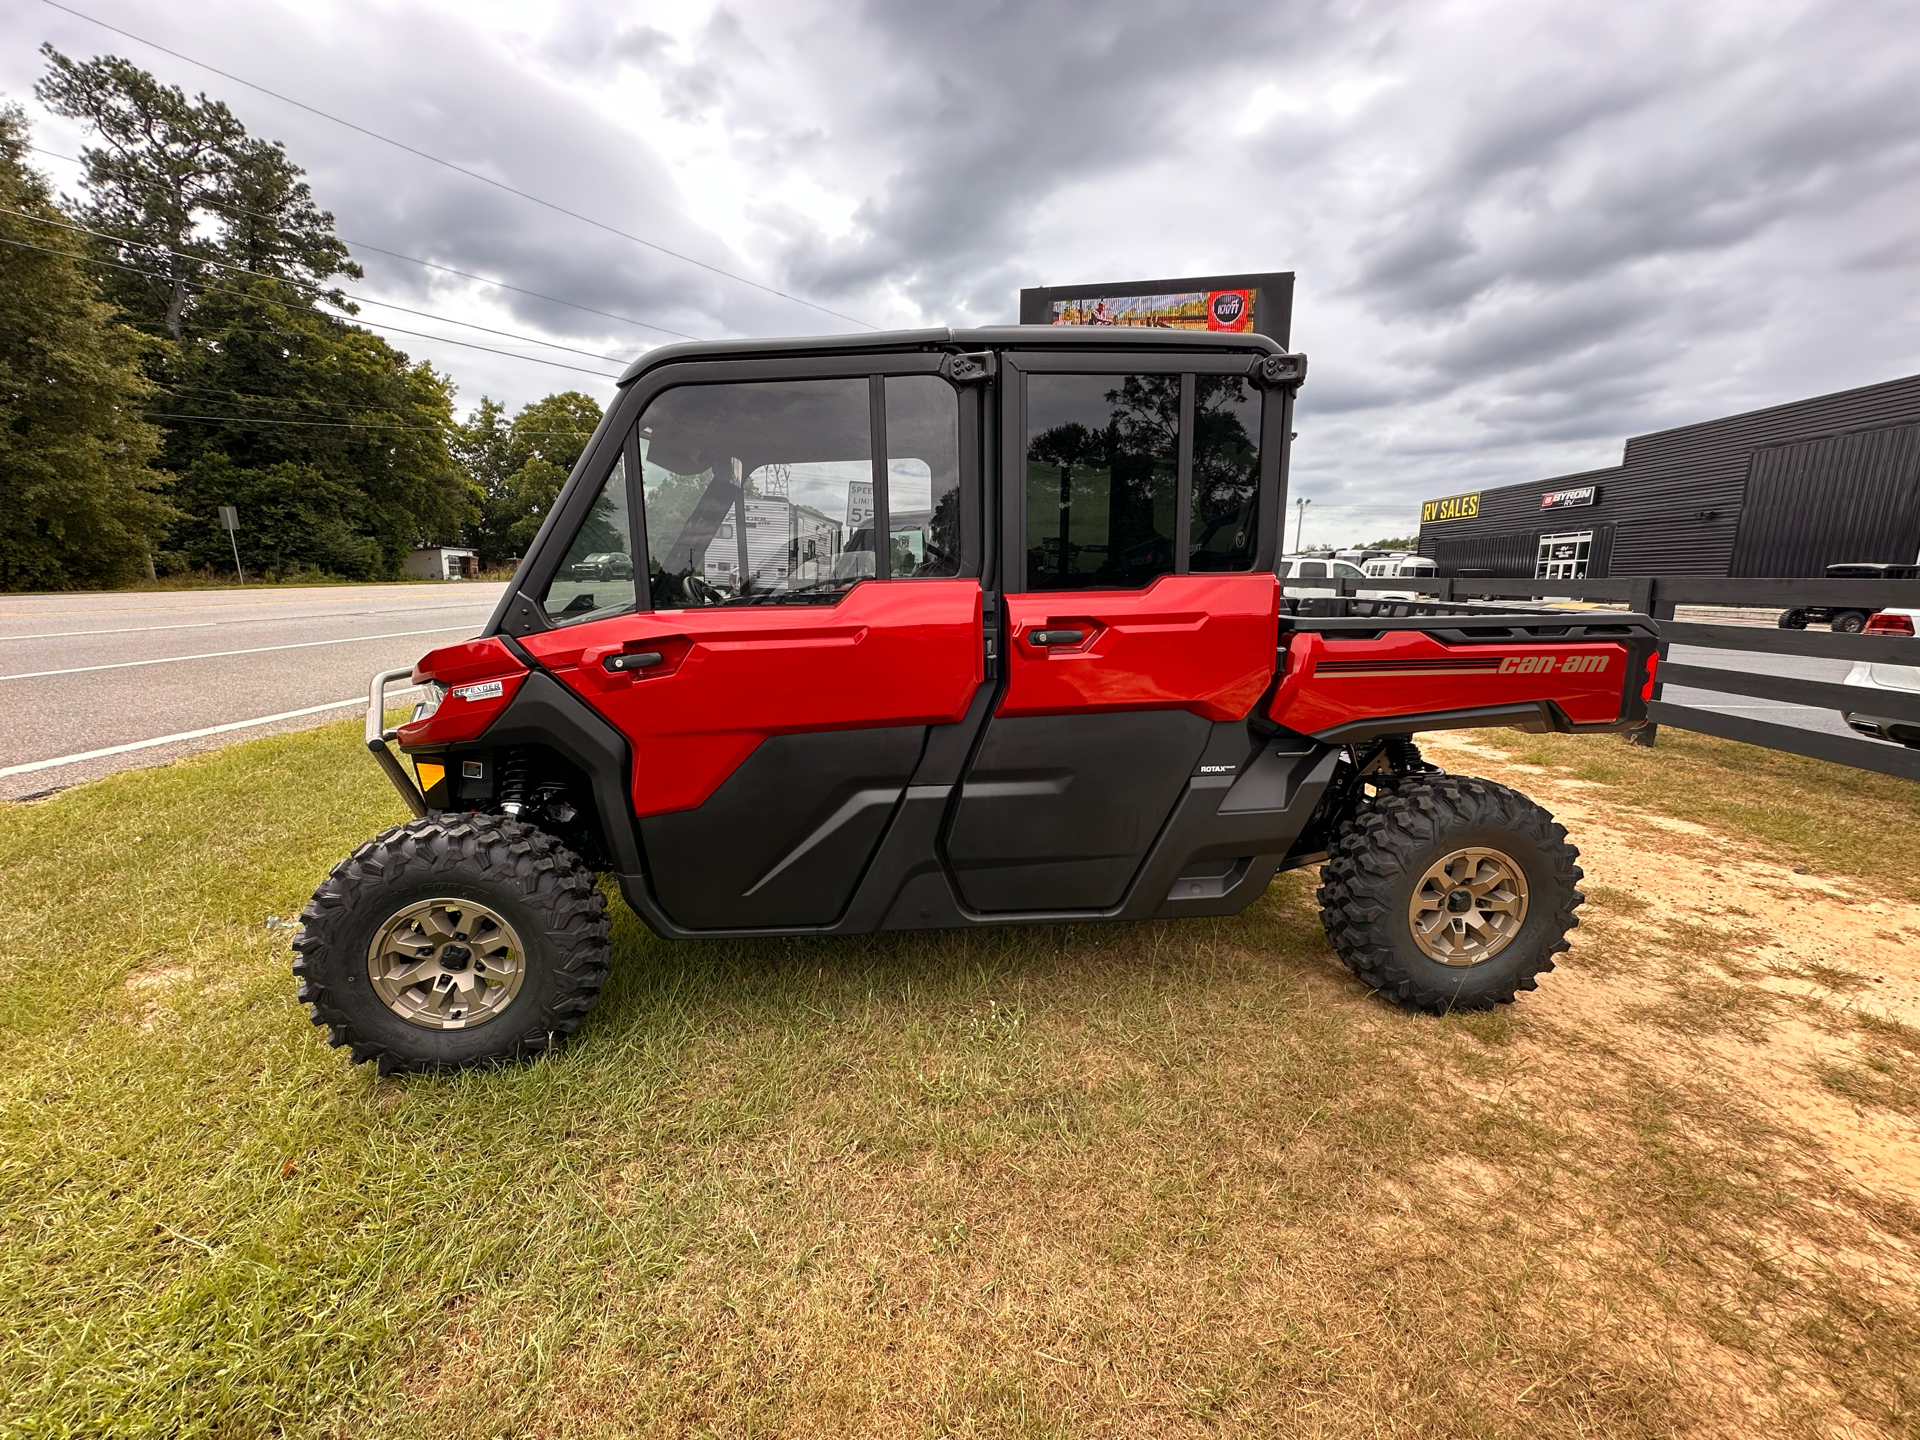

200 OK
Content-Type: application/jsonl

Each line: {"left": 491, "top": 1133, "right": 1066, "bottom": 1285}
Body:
{"left": 1421, "top": 492, "right": 1480, "bottom": 524}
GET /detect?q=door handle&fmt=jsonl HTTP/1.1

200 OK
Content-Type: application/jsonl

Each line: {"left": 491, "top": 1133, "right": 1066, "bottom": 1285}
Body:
{"left": 603, "top": 650, "right": 664, "bottom": 673}
{"left": 1029, "top": 629, "right": 1085, "bottom": 646}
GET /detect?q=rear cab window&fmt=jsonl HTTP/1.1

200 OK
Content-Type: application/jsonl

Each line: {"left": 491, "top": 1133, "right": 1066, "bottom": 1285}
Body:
{"left": 1021, "top": 368, "right": 1264, "bottom": 592}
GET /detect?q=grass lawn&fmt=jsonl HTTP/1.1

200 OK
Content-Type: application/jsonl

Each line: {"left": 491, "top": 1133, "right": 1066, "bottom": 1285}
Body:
{"left": 2, "top": 719, "right": 1917, "bottom": 1437}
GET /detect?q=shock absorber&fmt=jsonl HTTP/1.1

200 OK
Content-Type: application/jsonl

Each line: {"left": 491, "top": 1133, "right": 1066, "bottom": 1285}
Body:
{"left": 498, "top": 748, "right": 530, "bottom": 817}
{"left": 1382, "top": 735, "right": 1433, "bottom": 775}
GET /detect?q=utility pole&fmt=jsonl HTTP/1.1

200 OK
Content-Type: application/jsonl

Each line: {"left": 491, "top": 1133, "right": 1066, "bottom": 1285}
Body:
{"left": 1292, "top": 496, "right": 1311, "bottom": 553}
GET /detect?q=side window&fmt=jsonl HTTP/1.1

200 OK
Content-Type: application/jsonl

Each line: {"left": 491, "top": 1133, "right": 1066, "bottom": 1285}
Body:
{"left": 538, "top": 452, "right": 635, "bottom": 626}
{"left": 884, "top": 376, "right": 961, "bottom": 578}
{"left": 1296, "top": 561, "right": 1328, "bottom": 580}
{"left": 1334, "top": 562, "right": 1366, "bottom": 581}
{"left": 639, "top": 379, "right": 873, "bottom": 608}
{"left": 1190, "top": 375, "right": 1261, "bottom": 571}
{"left": 1025, "top": 373, "right": 1178, "bottom": 591}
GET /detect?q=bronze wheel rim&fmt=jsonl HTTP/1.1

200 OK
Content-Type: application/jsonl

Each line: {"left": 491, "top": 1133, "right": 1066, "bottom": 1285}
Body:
{"left": 1408, "top": 847, "right": 1529, "bottom": 966}
{"left": 367, "top": 898, "right": 526, "bottom": 1029}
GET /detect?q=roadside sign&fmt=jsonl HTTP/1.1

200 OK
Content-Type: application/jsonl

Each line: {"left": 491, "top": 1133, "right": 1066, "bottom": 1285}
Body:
{"left": 217, "top": 505, "right": 245, "bottom": 583}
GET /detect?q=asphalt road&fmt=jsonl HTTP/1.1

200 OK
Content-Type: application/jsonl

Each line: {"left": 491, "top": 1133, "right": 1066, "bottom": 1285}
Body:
{"left": 0, "top": 583, "right": 505, "bottom": 800}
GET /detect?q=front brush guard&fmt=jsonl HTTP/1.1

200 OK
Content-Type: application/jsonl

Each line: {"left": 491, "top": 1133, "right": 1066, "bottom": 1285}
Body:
{"left": 366, "top": 667, "right": 427, "bottom": 818}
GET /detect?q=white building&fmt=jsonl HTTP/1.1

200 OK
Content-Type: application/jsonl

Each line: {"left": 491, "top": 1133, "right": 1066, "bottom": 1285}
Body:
{"left": 404, "top": 546, "right": 478, "bottom": 580}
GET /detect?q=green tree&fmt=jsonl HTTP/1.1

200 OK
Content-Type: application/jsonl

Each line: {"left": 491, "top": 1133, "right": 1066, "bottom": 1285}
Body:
{"left": 1367, "top": 535, "right": 1418, "bottom": 550}
{"left": 0, "top": 108, "right": 170, "bottom": 590}
{"left": 161, "top": 286, "right": 472, "bottom": 579}
{"left": 39, "top": 47, "right": 474, "bottom": 582}
{"left": 457, "top": 391, "right": 602, "bottom": 566}
{"left": 35, "top": 46, "right": 358, "bottom": 341}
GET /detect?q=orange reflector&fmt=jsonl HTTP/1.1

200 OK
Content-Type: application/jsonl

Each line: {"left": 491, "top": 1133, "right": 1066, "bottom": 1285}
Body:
{"left": 414, "top": 761, "right": 445, "bottom": 793}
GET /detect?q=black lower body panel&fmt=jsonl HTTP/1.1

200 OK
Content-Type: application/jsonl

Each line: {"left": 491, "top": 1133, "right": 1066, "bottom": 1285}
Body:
{"left": 638, "top": 726, "right": 926, "bottom": 929}
{"left": 944, "top": 710, "right": 1213, "bottom": 911}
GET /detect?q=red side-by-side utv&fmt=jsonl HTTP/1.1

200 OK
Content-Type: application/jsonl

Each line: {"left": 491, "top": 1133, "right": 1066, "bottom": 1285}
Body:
{"left": 292, "top": 328, "right": 1658, "bottom": 1073}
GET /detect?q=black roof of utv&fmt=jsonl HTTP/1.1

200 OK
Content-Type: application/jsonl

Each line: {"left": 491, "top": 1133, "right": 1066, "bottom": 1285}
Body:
{"left": 617, "top": 325, "right": 1286, "bottom": 386}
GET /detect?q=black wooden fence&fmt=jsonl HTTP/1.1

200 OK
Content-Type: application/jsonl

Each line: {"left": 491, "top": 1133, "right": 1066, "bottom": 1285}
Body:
{"left": 1324, "top": 575, "right": 1920, "bottom": 782}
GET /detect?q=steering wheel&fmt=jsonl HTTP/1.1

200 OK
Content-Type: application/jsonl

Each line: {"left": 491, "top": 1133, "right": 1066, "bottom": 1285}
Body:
{"left": 681, "top": 573, "right": 724, "bottom": 606}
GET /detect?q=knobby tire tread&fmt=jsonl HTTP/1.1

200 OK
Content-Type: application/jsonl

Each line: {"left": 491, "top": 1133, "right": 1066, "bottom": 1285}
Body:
{"left": 291, "top": 814, "right": 610, "bottom": 1074}
{"left": 1315, "top": 774, "right": 1583, "bottom": 1013}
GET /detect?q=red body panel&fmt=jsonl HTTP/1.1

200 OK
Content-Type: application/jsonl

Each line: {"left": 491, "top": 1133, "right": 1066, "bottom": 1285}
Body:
{"left": 1000, "top": 573, "right": 1279, "bottom": 721}
{"left": 1270, "top": 630, "right": 1631, "bottom": 735}
{"left": 398, "top": 637, "right": 528, "bottom": 747}
{"left": 520, "top": 579, "right": 983, "bottom": 817}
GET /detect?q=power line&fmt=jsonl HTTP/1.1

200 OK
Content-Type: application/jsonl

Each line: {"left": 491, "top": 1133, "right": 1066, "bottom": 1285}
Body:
{"left": 144, "top": 410, "right": 593, "bottom": 435}
{"left": 146, "top": 411, "right": 450, "bottom": 433}
{"left": 0, "top": 233, "right": 621, "bottom": 377}
{"left": 26, "top": 142, "right": 706, "bottom": 341}
{"left": 0, "top": 201, "right": 632, "bottom": 363}
{"left": 39, "top": 0, "right": 879, "bottom": 331}
{"left": 152, "top": 385, "right": 595, "bottom": 436}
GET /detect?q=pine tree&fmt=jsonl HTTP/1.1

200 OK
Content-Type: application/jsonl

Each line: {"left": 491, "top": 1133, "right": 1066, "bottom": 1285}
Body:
{"left": 35, "top": 46, "right": 359, "bottom": 340}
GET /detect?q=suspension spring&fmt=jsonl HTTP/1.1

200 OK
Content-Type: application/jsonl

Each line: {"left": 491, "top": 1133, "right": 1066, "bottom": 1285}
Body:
{"left": 498, "top": 748, "right": 531, "bottom": 816}
{"left": 1382, "top": 735, "right": 1431, "bottom": 774}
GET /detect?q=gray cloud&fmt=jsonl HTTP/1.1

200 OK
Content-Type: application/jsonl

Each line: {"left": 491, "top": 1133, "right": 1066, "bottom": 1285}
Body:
{"left": 3, "top": 0, "right": 1917, "bottom": 541}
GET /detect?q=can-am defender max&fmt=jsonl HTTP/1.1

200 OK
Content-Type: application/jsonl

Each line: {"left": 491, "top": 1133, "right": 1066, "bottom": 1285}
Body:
{"left": 292, "top": 328, "right": 1658, "bottom": 1073}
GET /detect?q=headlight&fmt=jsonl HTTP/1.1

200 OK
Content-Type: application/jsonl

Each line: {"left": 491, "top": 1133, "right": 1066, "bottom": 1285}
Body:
{"left": 411, "top": 681, "right": 447, "bottom": 723}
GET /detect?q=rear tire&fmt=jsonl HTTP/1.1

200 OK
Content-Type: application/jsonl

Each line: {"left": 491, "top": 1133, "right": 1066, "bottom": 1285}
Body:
{"left": 292, "top": 814, "right": 611, "bottom": 1074}
{"left": 1316, "top": 775, "right": 1582, "bottom": 1013}
{"left": 1832, "top": 611, "right": 1867, "bottom": 634}
{"left": 1778, "top": 609, "right": 1809, "bottom": 630}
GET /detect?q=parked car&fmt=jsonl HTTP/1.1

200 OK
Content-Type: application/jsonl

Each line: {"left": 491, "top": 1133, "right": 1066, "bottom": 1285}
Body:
{"left": 1280, "top": 554, "right": 1367, "bottom": 600}
{"left": 1779, "top": 562, "right": 1920, "bottom": 633}
{"left": 569, "top": 551, "right": 634, "bottom": 582}
{"left": 1357, "top": 552, "right": 1437, "bottom": 601}
{"left": 1841, "top": 608, "right": 1920, "bottom": 749}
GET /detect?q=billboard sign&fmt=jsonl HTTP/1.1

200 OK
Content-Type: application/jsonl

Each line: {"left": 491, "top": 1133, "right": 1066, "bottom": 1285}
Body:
{"left": 1045, "top": 288, "right": 1255, "bottom": 333}
{"left": 1421, "top": 491, "right": 1481, "bottom": 525}
{"left": 1020, "top": 271, "right": 1293, "bottom": 343}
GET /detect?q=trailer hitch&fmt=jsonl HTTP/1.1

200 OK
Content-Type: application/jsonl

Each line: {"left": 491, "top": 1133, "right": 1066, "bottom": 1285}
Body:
{"left": 365, "top": 667, "right": 428, "bottom": 818}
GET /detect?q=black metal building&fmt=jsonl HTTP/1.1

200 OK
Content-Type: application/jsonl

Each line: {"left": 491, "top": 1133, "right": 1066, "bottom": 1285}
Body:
{"left": 1416, "top": 371, "right": 1920, "bottom": 578}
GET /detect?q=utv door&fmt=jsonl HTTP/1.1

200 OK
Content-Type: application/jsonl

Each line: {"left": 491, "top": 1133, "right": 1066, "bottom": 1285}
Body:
{"left": 519, "top": 355, "right": 985, "bottom": 930}
{"left": 945, "top": 353, "right": 1285, "bottom": 913}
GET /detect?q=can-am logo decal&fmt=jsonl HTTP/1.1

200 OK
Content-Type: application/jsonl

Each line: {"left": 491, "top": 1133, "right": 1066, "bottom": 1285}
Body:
{"left": 1498, "top": 655, "right": 1609, "bottom": 674}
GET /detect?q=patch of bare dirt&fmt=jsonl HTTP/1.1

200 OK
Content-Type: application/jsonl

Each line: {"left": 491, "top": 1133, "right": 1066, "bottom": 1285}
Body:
{"left": 123, "top": 962, "right": 193, "bottom": 1032}
{"left": 1428, "top": 732, "right": 1920, "bottom": 1212}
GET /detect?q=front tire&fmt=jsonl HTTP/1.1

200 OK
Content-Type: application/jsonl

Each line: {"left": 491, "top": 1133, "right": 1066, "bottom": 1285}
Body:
{"left": 1316, "top": 775, "right": 1582, "bottom": 1013}
{"left": 292, "top": 815, "right": 611, "bottom": 1074}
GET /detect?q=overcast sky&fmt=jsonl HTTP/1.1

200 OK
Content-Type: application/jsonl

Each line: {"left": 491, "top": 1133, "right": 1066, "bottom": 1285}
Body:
{"left": 6, "top": 0, "right": 1918, "bottom": 545}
